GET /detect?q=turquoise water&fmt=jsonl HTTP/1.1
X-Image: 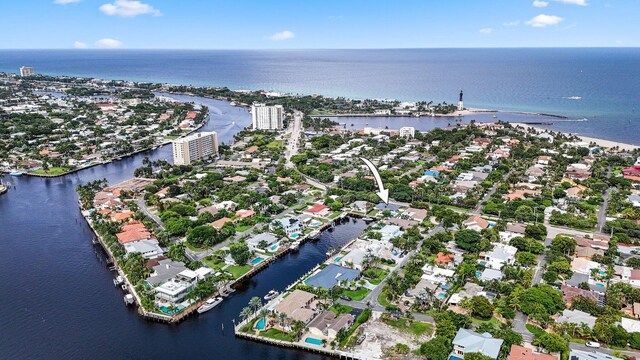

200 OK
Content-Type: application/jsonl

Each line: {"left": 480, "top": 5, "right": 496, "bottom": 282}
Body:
{"left": 159, "top": 305, "right": 185, "bottom": 315}
{"left": 438, "top": 293, "right": 446, "bottom": 299}
{"left": 450, "top": 356, "right": 463, "bottom": 360}
{"left": 475, "top": 271, "right": 482, "bottom": 278}
{"left": 270, "top": 243, "right": 279, "bottom": 252}
{"left": 255, "top": 318, "right": 266, "bottom": 330}
{"left": 305, "top": 337, "right": 323, "bottom": 346}
{"left": 309, "top": 220, "right": 322, "bottom": 227}
{"left": 290, "top": 233, "right": 300, "bottom": 239}
{"left": 596, "top": 282, "right": 605, "bottom": 287}
{"left": 334, "top": 257, "right": 342, "bottom": 262}
{"left": 251, "top": 257, "right": 265, "bottom": 265}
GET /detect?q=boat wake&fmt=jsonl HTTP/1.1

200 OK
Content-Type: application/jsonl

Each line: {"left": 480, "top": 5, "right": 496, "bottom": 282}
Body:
{"left": 564, "top": 96, "right": 582, "bottom": 100}
{"left": 554, "top": 118, "right": 588, "bottom": 122}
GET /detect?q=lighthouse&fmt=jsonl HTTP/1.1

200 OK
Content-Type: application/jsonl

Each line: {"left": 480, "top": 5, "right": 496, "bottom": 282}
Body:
{"left": 457, "top": 90, "right": 464, "bottom": 111}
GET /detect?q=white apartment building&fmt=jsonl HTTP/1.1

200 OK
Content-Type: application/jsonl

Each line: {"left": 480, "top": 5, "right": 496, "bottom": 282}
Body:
{"left": 19, "top": 66, "right": 35, "bottom": 77}
{"left": 399, "top": 126, "right": 416, "bottom": 138}
{"left": 251, "top": 103, "right": 284, "bottom": 130}
{"left": 172, "top": 131, "right": 218, "bottom": 165}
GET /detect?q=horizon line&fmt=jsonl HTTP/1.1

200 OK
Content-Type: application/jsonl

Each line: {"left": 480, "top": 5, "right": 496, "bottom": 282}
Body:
{"left": 1, "top": 46, "right": 639, "bottom": 51}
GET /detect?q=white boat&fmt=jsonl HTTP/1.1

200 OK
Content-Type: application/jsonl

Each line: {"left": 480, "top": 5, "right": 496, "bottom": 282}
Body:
{"left": 113, "top": 275, "right": 124, "bottom": 286}
{"left": 9, "top": 172, "right": 22, "bottom": 176}
{"left": 362, "top": 217, "right": 374, "bottom": 222}
{"left": 264, "top": 290, "right": 279, "bottom": 301}
{"left": 197, "top": 297, "right": 223, "bottom": 313}
{"left": 230, "top": 101, "right": 237, "bottom": 106}
{"left": 124, "top": 294, "right": 135, "bottom": 305}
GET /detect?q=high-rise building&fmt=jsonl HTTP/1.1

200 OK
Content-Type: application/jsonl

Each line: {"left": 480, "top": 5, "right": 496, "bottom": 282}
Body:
{"left": 19, "top": 66, "right": 35, "bottom": 77}
{"left": 458, "top": 90, "right": 464, "bottom": 111}
{"left": 251, "top": 103, "right": 284, "bottom": 130}
{"left": 399, "top": 126, "right": 416, "bottom": 138}
{"left": 172, "top": 131, "right": 218, "bottom": 165}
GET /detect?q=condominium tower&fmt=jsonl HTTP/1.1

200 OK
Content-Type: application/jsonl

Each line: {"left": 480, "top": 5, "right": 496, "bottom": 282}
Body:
{"left": 172, "top": 131, "right": 218, "bottom": 165}
{"left": 251, "top": 103, "right": 284, "bottom": 130}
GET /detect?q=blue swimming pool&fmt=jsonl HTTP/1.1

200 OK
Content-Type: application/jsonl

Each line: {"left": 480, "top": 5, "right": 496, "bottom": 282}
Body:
{"left": 438, "top": 293, "right": 446, "bottom": 299}
{"left": 255, "top": 317, "right": 266, "bottom": 330}
{"left": 251, "top": 257, "right": 265, "bottom": 265}
{"left": 334, "top": 256, "right": 342, "bottom": 262}
{"left": 290, "top": 233, "right": 300, "bottom": 239}
{"left": 596, "top": 282, "right": 605, "bottom": 287}
{"left": 309, "top": 220, "right": 322, "bottom": 227}
{"left": 475, "top": 271, "right": 482, "bottom": 278}
{"left": 270, "top": 242, "right": 280, "bottom": 251}
{"left": 305, "top": 337, "right": 323, "bottom": 345}
{"left": 159, "top": 305, "right": 185, "bottom": 315}
{"left": 450, "top": 356, "right": 463, "bottom": 360}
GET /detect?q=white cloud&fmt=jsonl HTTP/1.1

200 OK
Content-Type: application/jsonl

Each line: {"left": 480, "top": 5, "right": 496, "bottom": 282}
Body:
{"left": 503, "top": 21, "right": 520, "bottom": 27}
{"left": 99, "top": 0, "right": 160, "bottom": 17}
{"left": 533, "top": 0, "right": 549, "bottom": 7}
{"left": 54, "top": 0, "right": 81, "bottom": 4}
{"left": 95, "top": 38, "right": 123, "bottom": 48}
{"left": 267, "top": 30, "right": 295, "bottom": 41}
{"left": 479, "top": 28, "right": 494, "bottom": 34}
{"left": 526, "top": 14, "right": 563, "bottom": 27}
{"left": 553, "top": 0, "right": 587, "bottom": 5}
{"left": 73, "top": 41, "right": 88, "bottom": 49}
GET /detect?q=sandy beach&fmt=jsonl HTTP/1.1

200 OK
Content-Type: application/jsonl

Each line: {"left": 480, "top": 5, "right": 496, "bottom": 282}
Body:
{"left": 512, "top": 122, "right": 639, "bottom": 151}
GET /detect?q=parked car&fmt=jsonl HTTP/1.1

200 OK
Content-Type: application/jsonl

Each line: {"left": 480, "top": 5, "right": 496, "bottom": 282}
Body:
{"left": 340, "top": 295, "right": 352, "bottom": 301}
{"left": 586, "top": 341, "right": 601, "bottom": 348}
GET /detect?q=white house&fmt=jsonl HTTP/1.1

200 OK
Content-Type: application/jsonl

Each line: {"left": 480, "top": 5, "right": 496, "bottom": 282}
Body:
{"left": 482, "top": 244, "right": 518, "bottom": 270}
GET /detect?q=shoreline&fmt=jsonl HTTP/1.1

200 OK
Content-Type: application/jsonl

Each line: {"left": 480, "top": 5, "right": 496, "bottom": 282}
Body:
{"left": 512, "top": 122, "right": 639, "bottom": 151}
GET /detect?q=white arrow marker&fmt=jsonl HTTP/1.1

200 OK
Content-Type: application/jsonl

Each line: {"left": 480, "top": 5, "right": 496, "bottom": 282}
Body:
{"left": 360, "top": 157, "right": 389, "bottom": 204}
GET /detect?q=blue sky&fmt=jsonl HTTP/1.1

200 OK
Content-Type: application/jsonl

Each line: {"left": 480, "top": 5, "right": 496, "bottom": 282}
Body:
{"left": 0, "top": 0, "right": 636, "bottom": 49}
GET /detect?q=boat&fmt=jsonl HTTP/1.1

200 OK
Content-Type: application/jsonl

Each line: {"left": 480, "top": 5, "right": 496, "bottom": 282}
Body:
{"left": 492, "top": 115, "right": 497, "bottom": 118}
{"left": 124, "top": 294, "right": 135, "bottom": 305}
{"left": 362, "top": 217, "right": 374, "bottom": 222}
{"left": 113, "top": 275, "right": 124, "bottom": 286}
{"left": 325, "top": 247, "right": 336, "bottom": 256}
{"left": 230, "top": 101, "right": 237, "bottom": 106}
{"left": 197, "top": 297, "right": 223, "bottom": 314}
{"left": 0, "top": 184, "right": 7, "bottom": 195}
{"left": 356, "top": 334, "right": 367, "bottom": 344}
{"left": 121, "top": 284, "right": 128, "bottom": 291}
{"left": 264, "top": 290, "right": 279, "bottom": 301}
{"left": 309, "top": 230, "right": 320, "bottom": 239}
{"left": 9, "top": 172, "right": 22, "bottom": 176}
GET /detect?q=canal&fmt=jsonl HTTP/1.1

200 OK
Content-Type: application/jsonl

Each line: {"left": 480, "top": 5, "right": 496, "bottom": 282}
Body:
{"left": 0, "top": 95, "right": 368, "bottom": 359}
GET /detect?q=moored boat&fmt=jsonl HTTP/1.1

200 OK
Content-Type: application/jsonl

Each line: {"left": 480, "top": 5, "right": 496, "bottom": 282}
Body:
{"left": 197, "top": 296, "right": 223, "bottom": 314}
{"left": 264, "top": 290, "right": 279, "bottom": 301}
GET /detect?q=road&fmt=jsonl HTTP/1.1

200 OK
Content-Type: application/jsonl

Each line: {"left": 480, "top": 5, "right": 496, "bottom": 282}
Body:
{"left": 597, "top": 166, "right": 612, "bottom": 232}
{"left": 137, "top": 197, "right": 165, "bottom": 231}
{"left": 569, "top": 342, "right": 640, "bottom": 358}
{"left": 285, "top": 110, "right": 303, "bottom": 169}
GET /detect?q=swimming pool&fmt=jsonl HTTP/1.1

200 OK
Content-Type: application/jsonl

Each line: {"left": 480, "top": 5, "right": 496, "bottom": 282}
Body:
{"left": 159, "top": 305, "right": 185, "bottom": 315}
{"left": 305, "top": 337, "right": 323, "bottom": 346}
{"left": 334, "top": 256, "right": 342, "bottom": 262}
{"left": 309, "top": 220, "right": 323, "bottom": 227}
{"left": 475, "top": 271, "right": 482, "bottom": 278}
{"left": 251, "top": 257, "right": 265, "bottom": 265}
{"left": 438, "top": 293, "right": 446, "bottom": 299}
{"left": 270, "top": 242, "right": 280, "bottom": 252}
{"left": 595, "top": 282, "right": 605, "bottom": 288}
{"left": 290, "top": 233, "right": 300, "bottom": 239}
{"left": 255, "top": 317, "right": 266, "bottom": 330}
{"left": 450, "top": 356, "right": 463, "bottom": 360}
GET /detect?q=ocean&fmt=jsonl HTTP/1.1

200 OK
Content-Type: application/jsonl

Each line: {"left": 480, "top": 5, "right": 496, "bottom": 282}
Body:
{"left": 1, "top": 48, "right": 639, "bottom": 143}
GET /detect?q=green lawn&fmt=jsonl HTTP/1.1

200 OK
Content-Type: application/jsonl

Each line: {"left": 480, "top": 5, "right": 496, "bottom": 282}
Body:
{"left": 164, "top": 135, "right": 180, "bottom": 140}
{"left": 367, "top": 209, "right": 378, "bottom": 216}
{"left": 227, "top": 265, "right": 252, "bottom": 279}
{"left": 571, "top": 338, "right": 587, "bottom": 344}
{"left": 266, "top": 141, "right": 283, "bottom": 149}
{"left": 378, "top": 289, "right": 392, "bottom": 308}
{"left": 362, "top": 267, "right": 389, "bottom": 285}
{"left": 235, "top": 224, "right": 252, "bottom": 232}
{"left": 341, "top": 287, "right": 371, "bottom": 301}
{"left": 383, "top": 317, "right": 433, "bottom": 337}
{"left": 471, "top": 317, "right": 500, "bottom": 327}
{"left": 260, "top": 328, "right": 293, "bottom": 342}
{"left": 330, "top": 303, "right": 353, "bottom": 315}
{"left": 185, "top": 242, "right": 208, "bottom": 252}
{"left": 30, "top": 167, "right": 71, "bottom": 176}
{"left": 526, "top": 324, "right": 545, "bottom": 337}
{"left": 203, "top": 257, "right": 225, "bottom": 271}
{"left": 328, "top": 211, "right": 342, "bottom": 219}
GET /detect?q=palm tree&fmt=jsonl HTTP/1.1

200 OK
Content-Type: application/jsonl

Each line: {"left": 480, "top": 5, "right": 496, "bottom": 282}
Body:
{"left": 240, "top": 307, "right": 252, "bottom": 323}
{"left": 258, "top": 309, "right": 270, "bottom": 328}
{"left": 278, "top": 312, "right": 289, "bottom": 329}
{"left": 249, "top": 296, "right": 262, "bottom": 313}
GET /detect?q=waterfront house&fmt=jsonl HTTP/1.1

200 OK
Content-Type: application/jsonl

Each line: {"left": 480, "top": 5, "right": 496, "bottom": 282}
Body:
{"left": 303, "top": 203, "right": 330, "bottom": 217}
{"left": 351, "top": 200, "right": 369, "bottom": 213}
{"left": 452, "top": 328, "right": 504, "bottom": 360}
{"left": 308, "top": 311, "right": 355, "bottom": 339}
{"left": 273, "top": 289, "right": 317, "bottom": 324}
{"left": 304, "top": 264, "right": 361, "bottom": 289}
{"left": 147, "top": 259, "right": 187, "bottom": 286}
{"left": 246, "top": 233, "right": 279, "bottom": 251}
{"left": 378, "top": 224, "right": 403, "bottom": 241}
{"left": 123, "top": 239, "right": 164, "bottom": 259}
{"left": 272, "top": 217, "right": 304, "bottom": 235}
{"left": 154, "top": 278, "right": 194, "bottom": 305}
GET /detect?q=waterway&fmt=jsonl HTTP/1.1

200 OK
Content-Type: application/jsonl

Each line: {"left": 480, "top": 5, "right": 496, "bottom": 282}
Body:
{"left": 0, "top": 94, "right": 368, "bottom": 359}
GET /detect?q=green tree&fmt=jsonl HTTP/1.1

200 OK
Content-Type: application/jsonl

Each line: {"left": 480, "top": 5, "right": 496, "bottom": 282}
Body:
{"left": 187, "top": 225, "right": 217, "bottom": 247}
{"left": 229, "top": 242, "right": 251, "bottom": 265}
{"left": 516, "top": 252, "right": 537, "bottom": 266}
{"left": 533, "top": 332, "right": 568, "bottom": 353}
{"left": 419, "top": 336, "right": 451, "bottom": 360}
{"left": 525, "top": 224, "right": 547, "bottom": 241}
{"left": 455, "top": 229, "right": 486, "bottom": 252}
{"left": 470, "top": 296, "right": 494, "bottom": 319}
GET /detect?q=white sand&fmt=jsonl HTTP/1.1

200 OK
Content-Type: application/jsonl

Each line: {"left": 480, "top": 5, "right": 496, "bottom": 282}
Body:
{"left": 512, "top": 122, "right": 639, "bottom": 151}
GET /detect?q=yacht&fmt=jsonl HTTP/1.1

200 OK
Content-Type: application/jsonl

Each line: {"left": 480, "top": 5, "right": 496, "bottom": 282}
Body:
{"left": 113, "top": 275, "right": 124, "bottom": 286}
{"left": 197, "top": 297, "right": 223, "bottom": 314}
{"left": 264, "top": 290, "right": 279, "bottom": 301}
